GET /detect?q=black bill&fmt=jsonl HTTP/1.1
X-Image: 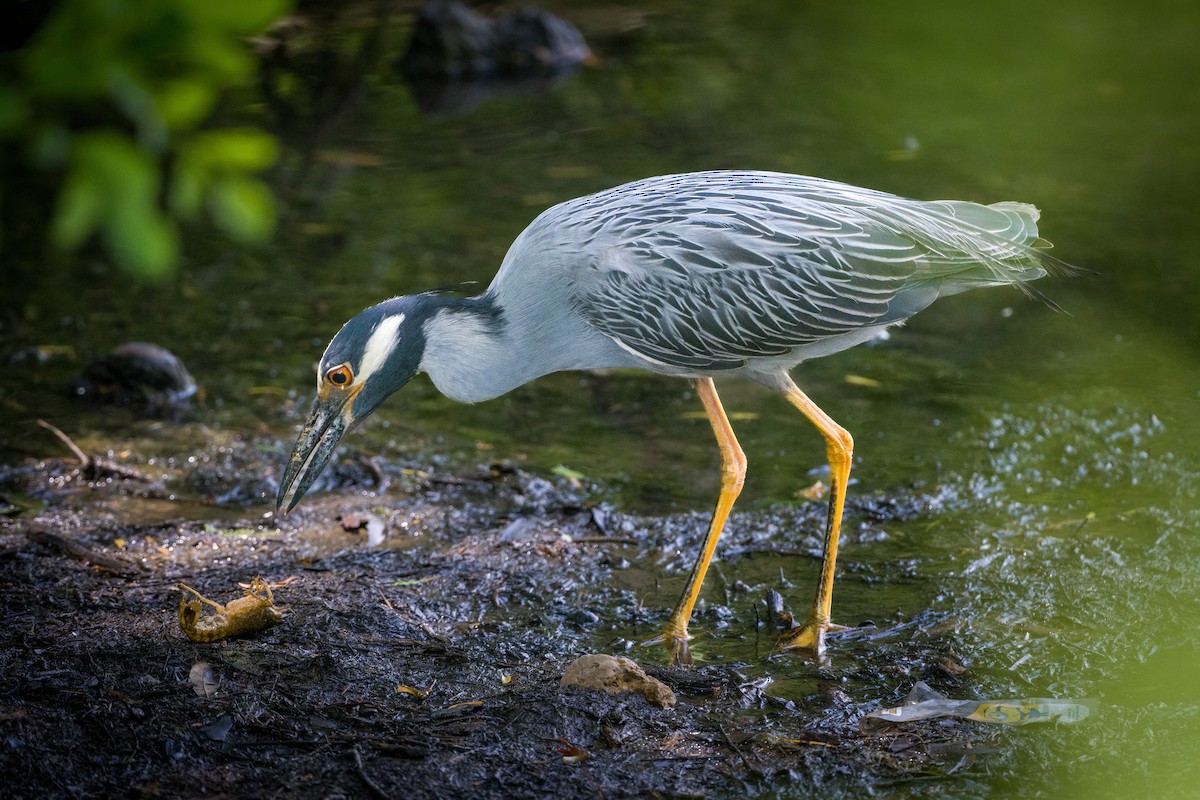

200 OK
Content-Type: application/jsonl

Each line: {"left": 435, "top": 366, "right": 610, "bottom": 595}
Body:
{"left": 276, "top": 393, "right": 353, "bottom": 513}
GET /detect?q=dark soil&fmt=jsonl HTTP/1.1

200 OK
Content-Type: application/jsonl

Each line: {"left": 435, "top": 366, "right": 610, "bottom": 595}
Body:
{"left": 0, "top": 439, "right": 1021, "bottom": 799}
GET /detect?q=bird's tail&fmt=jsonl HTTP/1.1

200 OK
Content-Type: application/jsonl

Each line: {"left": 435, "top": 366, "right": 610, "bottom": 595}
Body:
{"left": 913, "top": 198, "right": 1083, "bottom": 310}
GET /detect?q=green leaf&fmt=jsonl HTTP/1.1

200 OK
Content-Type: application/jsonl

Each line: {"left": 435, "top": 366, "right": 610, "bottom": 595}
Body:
{"left": 552, "top": 464, "right": 587, "bottom": 482}
{"left": 185, "top": 129, "right": 279, "bottom": 171}
{"left": 73, "top": 131, "right": 156, "bottom": 189}
{"left": 155, "top": 80, "right": 219, "bottom": 130}
{"left": 51, "top": 169, "right": 103, "bottom": 251}
{"left": 29, "top": 124, "right": 71, "bottom": 169}
{"left": 105, "top": 207, "right": 180, "bottom": 279}
{"left": 109, "top": 67, "right": 168, "bottom": 153}
{"left": 67, "top": 132, "right": 179, "bottom": 277}
{"left": 179, "top": 0, "right": 291, "bottom": 34}
{"left": 209, "top": 175, "right": 275, "bottom": 243}
{"left": 20, "top": 4, "right": 118, "bottom": 98}
{"left": 170, "top": 156, "right": 207, "bottom": 219}
{"left": 182, "top": 30, "right": 255, "bottom": 80}
{"left": 0, "top": 89, "right": 29, "bottom": 135}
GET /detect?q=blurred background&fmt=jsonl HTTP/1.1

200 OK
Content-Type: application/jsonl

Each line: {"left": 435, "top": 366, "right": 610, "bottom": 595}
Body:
{"left": 2, "top": 1, "right": 1198, "bottom": 797}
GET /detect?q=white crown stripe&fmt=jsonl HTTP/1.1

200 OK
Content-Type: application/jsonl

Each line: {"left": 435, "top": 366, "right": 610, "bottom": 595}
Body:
{"left": 356, "top": 313, "right": 405, "bottom": 385}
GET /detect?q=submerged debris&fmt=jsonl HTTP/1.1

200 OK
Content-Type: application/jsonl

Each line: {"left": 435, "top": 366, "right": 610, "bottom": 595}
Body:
{"left": 560, "top": 653, "right": 677, "bottom": 709}
{"left": 399, "top": 1, "right": 591, "bottom": 78}
{"left": 177, "top": 577, "right": 285, "bottom": 643}
{"left": 69, "top": 342, "right": 197, "bottom": 416}
{"left": 339, "top": 509, "right": 387, "bottom": 546}
{"left": 865, "top": 680, "right": 1095, "bottom": 727}
{"left": 36, "top": 419, "right": 154, "bottom": 484}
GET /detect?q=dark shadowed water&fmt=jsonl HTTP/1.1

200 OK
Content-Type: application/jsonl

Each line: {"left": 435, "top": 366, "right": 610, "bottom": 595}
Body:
{"left": 3, "top": 2, "right": 1198, "bottom": 797}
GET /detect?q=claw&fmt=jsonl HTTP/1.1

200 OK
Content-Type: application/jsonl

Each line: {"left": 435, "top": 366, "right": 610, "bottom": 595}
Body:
{"left": 641, "top": 626, "right": 693, "bottom": 666}
{"left": 777, "top": 617, "right": 849, "bottom": 657}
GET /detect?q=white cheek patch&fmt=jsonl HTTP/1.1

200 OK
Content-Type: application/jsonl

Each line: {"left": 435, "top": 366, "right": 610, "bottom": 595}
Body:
{"left": 355, "top": 313, "right": 405, "bottom": 385}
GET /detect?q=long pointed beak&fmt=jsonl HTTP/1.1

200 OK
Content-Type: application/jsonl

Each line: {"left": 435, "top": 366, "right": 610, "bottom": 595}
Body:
{"left": 276, "top": 392, "right": 354, "bottom": 513}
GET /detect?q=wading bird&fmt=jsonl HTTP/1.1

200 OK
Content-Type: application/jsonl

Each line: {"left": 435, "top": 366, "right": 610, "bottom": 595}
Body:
{"left": 277, "top": 170, "right": 1067, "bottom": 663}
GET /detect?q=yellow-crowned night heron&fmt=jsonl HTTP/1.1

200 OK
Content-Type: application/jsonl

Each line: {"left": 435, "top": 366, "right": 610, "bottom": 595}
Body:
{"left": 277, "top": 170, "right": 1067, "bottom": 663}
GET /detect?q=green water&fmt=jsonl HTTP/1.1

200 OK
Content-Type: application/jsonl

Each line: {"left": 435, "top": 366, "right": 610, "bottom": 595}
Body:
{"left": 3, "top": 1, "right": 1199, "bottom": 797}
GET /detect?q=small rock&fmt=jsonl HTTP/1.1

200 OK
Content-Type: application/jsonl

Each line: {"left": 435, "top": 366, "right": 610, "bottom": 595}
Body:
{"left": 399, "top": 1, "right": 591, "bottom": 78}
{"left": 201, "top": 715, "right": 233, "bottom": 742}
{"left": 339, "top": 510, "right": 388, "bottom": 547}
{"left": 566, "top": 608, "right": 600, "bottom": 628}
{"left": 560, "top": 654, "right": 676, "bottom": 709}
{"left": 70, "top": 342, "right": 196, "bottom": 416}
{"left": 499, "top": 517, "right": 538, "bottom": 542}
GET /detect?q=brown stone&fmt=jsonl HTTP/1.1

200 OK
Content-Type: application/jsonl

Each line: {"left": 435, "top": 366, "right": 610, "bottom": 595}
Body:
{"left": 559, "top": 654, "right": 677, "bottom": 709}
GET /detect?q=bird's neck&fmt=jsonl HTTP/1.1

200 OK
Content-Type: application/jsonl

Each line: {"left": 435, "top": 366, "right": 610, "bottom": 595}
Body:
{"left": 417, "top": 287, "right": 636, "bottom": 403}
{"left": 418, "top": 295, "right": 529, "bottom": 403}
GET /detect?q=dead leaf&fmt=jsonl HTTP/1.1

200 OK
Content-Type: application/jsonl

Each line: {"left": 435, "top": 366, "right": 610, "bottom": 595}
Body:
{"left": 797, "top": 481, "right": 828, "bottom": 501}
{"left": 189, "top": 662, "right": 218, "bottom": 699}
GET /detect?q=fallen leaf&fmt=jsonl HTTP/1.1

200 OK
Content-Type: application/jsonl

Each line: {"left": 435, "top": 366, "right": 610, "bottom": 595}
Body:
{"left": 396, "top": 683, "right": 434, "bottom": 699}
{"left": 553, "top": 738, "right": 591, "bottom": 764}
{"left": 844, "top": 374, "right": 883, "bottom": 388}
{"left": 797, "top": 481, "right": 828, "bottom": 501}
{"left": 189, "top": 662, "right": 218, "bottom": 699}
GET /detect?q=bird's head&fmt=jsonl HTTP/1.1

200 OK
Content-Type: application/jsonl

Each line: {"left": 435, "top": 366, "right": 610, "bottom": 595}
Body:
{"left": 276, "top": 297, "right": 426, "bottom": 513}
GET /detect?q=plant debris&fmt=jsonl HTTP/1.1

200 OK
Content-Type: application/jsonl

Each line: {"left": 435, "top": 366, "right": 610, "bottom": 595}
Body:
{"left": 36, "top": 419, "right": 155, "bottom": 483}
{"left": 864, "top": 681, "right": 1095, "bottom": 727}
{"left": 24, "top": 523, "right": 142, "bottom": 575}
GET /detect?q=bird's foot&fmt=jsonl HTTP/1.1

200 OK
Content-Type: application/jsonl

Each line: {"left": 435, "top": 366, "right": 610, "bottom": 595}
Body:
{"left": 641, "top": 625, "right": 694, "bottom": 666}
{"left": 777, "top": 616, "right": 848, "bottom": 658}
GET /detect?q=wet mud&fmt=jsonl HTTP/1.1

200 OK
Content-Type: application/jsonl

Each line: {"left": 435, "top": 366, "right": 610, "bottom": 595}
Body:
{"left": 1, "top": 437, "right": 1037, "bottom": 799}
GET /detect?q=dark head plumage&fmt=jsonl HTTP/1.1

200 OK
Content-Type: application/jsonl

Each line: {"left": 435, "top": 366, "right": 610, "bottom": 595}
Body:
{"left": 276, "top": 293, "right": 501, "bottom": 512}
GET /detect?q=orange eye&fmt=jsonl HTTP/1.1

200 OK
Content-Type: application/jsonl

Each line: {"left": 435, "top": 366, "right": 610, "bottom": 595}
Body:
{"left": 325, "top": 365, "right": 353, "bottom": 387}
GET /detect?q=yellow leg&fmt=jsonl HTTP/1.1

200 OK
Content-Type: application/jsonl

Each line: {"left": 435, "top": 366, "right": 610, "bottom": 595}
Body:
{"left": 776, "top": 375, "right": 853, "bottom": 657}
{"left": 644, "top": 377, "right": 746, "bottom": 665}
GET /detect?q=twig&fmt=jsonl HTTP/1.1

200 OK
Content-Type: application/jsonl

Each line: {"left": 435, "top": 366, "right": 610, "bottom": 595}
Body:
{"left": 36, "top": 419, "right": 153, "bottom": 482}
{"left": 352, "top": 745, "right": 392, "bottom": 800}
{"left": 718, "top": 722, "right": 756, "bottom": 773}
{"left": 568, "top": 536, "right": 637, "bottom": 545}
{"left": 25, "top": 524, "right": 143, "bottom": 575}
{"left": 361, "top": 455, "right": 390, "bottom": 493}
{"left": 423, "top": 474, "right": 486, "bottom": 487}
{"left": 38, "top": 418, "right": 90, "bottom": 463}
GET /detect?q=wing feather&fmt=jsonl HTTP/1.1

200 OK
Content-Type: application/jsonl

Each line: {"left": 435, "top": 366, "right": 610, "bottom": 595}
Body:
{"left": 537, "top": 172, "right": 1059, "bottom": 370}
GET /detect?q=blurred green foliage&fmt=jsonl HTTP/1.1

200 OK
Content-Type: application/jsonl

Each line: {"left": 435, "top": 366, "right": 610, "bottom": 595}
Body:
{"left": 0, "top": 0, "right": 291, "bottom": 278}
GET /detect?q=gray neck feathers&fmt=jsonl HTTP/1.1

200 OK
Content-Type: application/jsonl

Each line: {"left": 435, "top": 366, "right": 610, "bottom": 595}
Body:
{"left": 418, "top": 287, "right": 638, "bottom": 402}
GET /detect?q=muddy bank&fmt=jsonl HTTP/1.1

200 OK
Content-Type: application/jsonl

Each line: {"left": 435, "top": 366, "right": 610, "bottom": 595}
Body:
{"left": 0, "top": 436, "right": 1042, "bottom": 799}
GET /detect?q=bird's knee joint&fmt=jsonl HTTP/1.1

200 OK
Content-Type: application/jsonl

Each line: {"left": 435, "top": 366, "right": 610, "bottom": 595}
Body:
{"left": 826, "top": 429, "right": 853, "bottom": 465}
{"left": 725, "top": 470, "right": 746, "bottom": 493}
{"left": 720, "top": 449, "right": 747, "bottom": 491}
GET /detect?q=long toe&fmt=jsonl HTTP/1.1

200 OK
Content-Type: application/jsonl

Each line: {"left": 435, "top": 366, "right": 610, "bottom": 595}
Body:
{"left": 642, "top": 627, "right": 694, "bottom": 666}
{"left": 779, "top": 622, "right": 824, "bottom": 655}
{"left": 778, "top": 618, "right": 849, "bottom": 657}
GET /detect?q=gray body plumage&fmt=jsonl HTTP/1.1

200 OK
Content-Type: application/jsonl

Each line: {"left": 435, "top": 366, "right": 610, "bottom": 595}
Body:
{"left": 421, "top": 170, "right": 1056, "bottom": 402}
